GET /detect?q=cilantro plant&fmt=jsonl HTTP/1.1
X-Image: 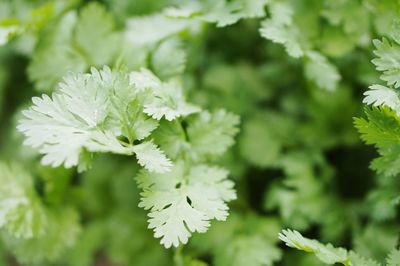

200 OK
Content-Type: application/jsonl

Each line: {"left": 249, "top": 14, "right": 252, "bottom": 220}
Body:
{"left": 1, "top": 0, "right": 400, "bottom": 265}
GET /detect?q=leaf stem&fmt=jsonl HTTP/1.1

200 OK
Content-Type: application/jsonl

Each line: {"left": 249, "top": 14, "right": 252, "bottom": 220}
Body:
{"left": 173, "top": 245, "right": 184, "bottom": 266}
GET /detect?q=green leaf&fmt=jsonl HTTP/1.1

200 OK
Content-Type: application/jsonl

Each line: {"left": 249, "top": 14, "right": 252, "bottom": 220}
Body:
{"left": 354, "top": 107, "right": 400, "bottom": 148}
{"left": 28, "top": 11, "right": 86, "bottom": 92}
{"left": 187, "top": 110, "right": 240, "bottom": 161}
{"left": 152, "top": 120, "right": 189, "bottom": 160}
{"left": 19, "top": 67, "right": 120, "bottom": 168}
{"left": 0, "top": 162, "right": 47, "bottom": 238}
{"left": 363, "top": 84, "right": 400, "bottom": 114}
{"left": 387, "top": 249, "right": 400, "bottom": 266}
{"left": 130, "top": 69, "right": 201, "bottom": 120}
{"left": 347, "top": 252, "right": 381, "bottom": 266}
{"left": 3, "top": 208, "right": 81, "bottom": 265}
{"left": 128, "top": 102, "right": 159, "bottom": 141}
{"left": 201, "top": 0, "right": 243, "bottom": 27}
{"left": 215, "top": 235, "right": 281, "bottom": 266}
{"left": 151, "top": 38, "right": 186, "bottom": 79}
{"left": 305, "top": 51, "right": 340, "bottom": 91}
{"left": 136, "top": 161, "right": 236, "bottom": 248}
{"left": 28, "top": 45, "right": 87, "bottom": 92}
{"left": 131, "top": 141, "right": 172, "bottom": 173}
{"left": 199, "top": 0, "right": 269, "bottom": 27}
{"left": 125, "top": 14, "right": 190, "bottom": 47}
{"left": 19, "top": 67, "right": 171, "bottom": 172}
{"left": 372, "top": 38, "right": 400, "bottom": 88}
{"left": 259, "top": 2, "right": 304, "bottom": 58}
{"left": 74, "top": 2, "right": 120, "bottom": 66}
{"left": 0, "top": 162, "right": 81, "bottom": 265}
{"left": 279, "top": 229, "right": 380, "bottom": 265}
{"left": 370, "top": 145, "right": 400, "bottom": 177}
{"left": 355, "top": 107, "right": 400, "bottom": 177}
{"left": 237, "top": 0, "right": 270, "bottom": 19}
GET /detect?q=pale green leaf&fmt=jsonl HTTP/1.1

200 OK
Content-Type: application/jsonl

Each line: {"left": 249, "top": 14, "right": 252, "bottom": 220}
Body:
{"left": 151, "top": 38, "right": 186, "bottom": 79}
{"left": 201, "top": 0, "right": 243, "bottom": 27}
{"left": 136, "top": 161, "right": 235, "bottom": 248}
{"left": 131, "top": 141, "right": 172, "bottom": 173}
{"left": 363, "top": 84, "right": 400, "bottom": 114}
{"left": 152, "top": 120, "right": 189, "bottom": 160}
{"left": 28, "top": 11, "right": 86, "bottom": 92}
{"left": 372, "top": 38, "right": 400, "bottom": 88}
{"left": 74, "top": 3, "right": 120, "bottom": 66}
{"left": 125, "top": 14, "right": 190, "bottom": 47}
{"left": 215, "top": 235, "right": 281, "bottom": 266}
{"left": 259, "top": 2, "right": 303, "bottom": 58}
{"left": 279, "top": 229, "right": 381, "bottom": 266}
{"left": 3, "top": 208, "right": 81, "bottom": 265}
{"left": 305, "top": 51, "right": 340, "bottom": 91}
{"left": 130, "top": 69, "right": 200, "bottom": 120}
{"left": 387, "top": 249, "right": 400, "bottom": 266}
{"left": 28, "top": 45, "right": 86, "bottom": 92}
{"left": 19, "top": 67, "right": 150, "bottom": 168}
{"left": 0, "top": 162, "right": 47, "bottom": 238}
{"left": 187, "top": 110, "right": 239, "bottom": 160}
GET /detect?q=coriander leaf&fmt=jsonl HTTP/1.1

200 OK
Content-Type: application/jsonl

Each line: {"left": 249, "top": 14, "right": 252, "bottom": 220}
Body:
{"left": 354, "top": 107, "right": 400, "bottom": 148}
{"left": 387, "top": 249, "right": 400, "bottom": 266}
{"left": 347, "top": 252, "right": 381, "bottom": 266}
{"left": 18, "top": 67, "right": 121, "bottom": 168}
{"left": 355, "top": 107, "right": 400, "bottom": 177}
{"left": 259, "top": 2, "right": 304, "bottom": 58}
{"left": 187, "top": 110, "right": 239, "bottom": 160}
{"left": 136, "top": 161, "right": 236, "bottom": 248}
{"left": 130, "top": 68, "right": 200, "bottom": 120}
{"left": 74, "top": 2, "right": 120, "bottom": 67}
{"left": 121, "top": 99, "right": 159, "bottom": 142}
{"left": 0, "top": 162, "right": 48, "bottom": 238}
{"left": 19, "top": 67, "right": 171, "bottom": 172}
{"left": 151, "top": 38, "right": 186, "bottom": 79}
{"left": 131, "top": 141, "right": 172, "bottom": 173}
{"left": 125, "top": 14, "right": 190, "bottom": 47}
{"left": 372, "top": 38, "right": 400, "bottom": 88}
{"left": 215, "top": 235, "right": 281, "bottom": 266}
{"left": 279, "top": 230, "right": 381, "bottom": 266}
{"left": 28, "top": 45, "right": 87, "bottom": 92}
{"left": 142, "top": 81, "right": 200, "bottom": 120}
{"left": 3, "top": 207, "right": 81, "bottom": 265}
{"left": 164, "top": 2, "right": 203, "bottom": 18}
{"left": 305, "top": 51, "right": 340, "bottom": 91}
{"left": 238, "top": 0, "right": 270, "bottom": 19}
{"left": 166, "top": 0, "right": 268, "bottom": 24}
{"left": 0, "top": 162, "right": 81, "bottom": 265}
{"left": 152, "top": 119, "right": 189, "bottom": 160}
{"left": 27, "top": 11, "right": 85, "bottom": 92}
{"left": 370, "top": 145, "right": 400, "bottom": 177}
{"left": 279, "top": 229, "right": 320, "bottom": 253}
{"left": 108, "top": 71, "right": 159, "bottom": 143}
{"left": 18, "top": 92, "right": 93, "bottom": 168}
{"left": 201, "top": 0, "right": 243, "bottom": 27}
{"left": 200, "top": 0, "right": 269, "bottom": 27}
{"left": 129, "top": 68, "right": 161, "bottom": 91}
{"left": 363, "top": 84, "right": 400, "bottom": 114}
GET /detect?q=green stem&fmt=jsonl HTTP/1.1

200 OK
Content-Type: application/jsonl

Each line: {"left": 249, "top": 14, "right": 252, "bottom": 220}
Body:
{"left": 173, "top": 245, "right": 184, "bottom": 266}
